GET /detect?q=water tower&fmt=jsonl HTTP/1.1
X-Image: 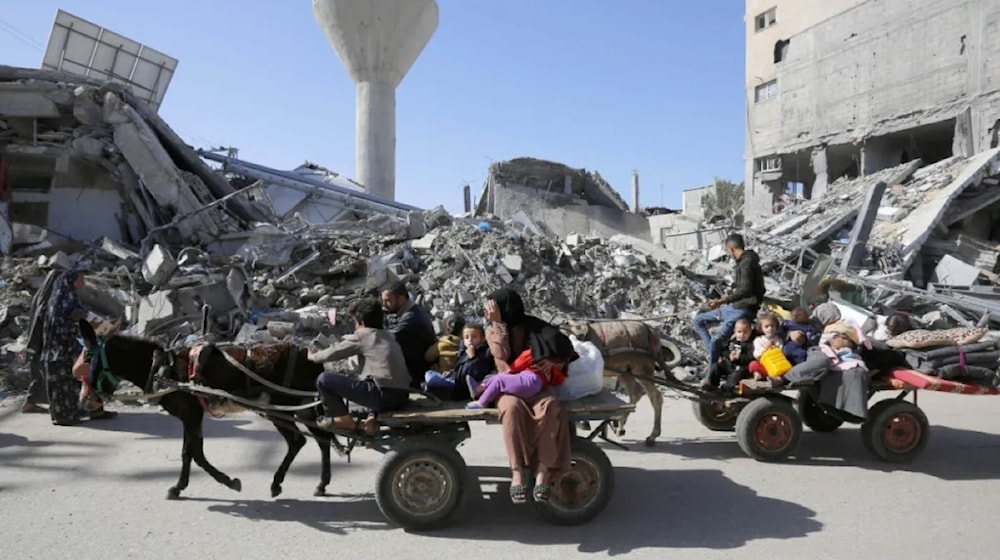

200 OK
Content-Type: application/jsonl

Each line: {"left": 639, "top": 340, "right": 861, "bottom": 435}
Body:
{"left": 312, "top": 0, "right": 439, "bottom": 202}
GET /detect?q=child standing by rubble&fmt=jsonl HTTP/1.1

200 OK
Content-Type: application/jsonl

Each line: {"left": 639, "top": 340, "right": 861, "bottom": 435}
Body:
{"left": 702, "top": 318, "right": 755, "bottom": 392}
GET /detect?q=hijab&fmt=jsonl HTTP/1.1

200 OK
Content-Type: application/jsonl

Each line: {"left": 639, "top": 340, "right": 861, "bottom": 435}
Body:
{"left": 487, "top": 287, "right": 575, "bottom": 364}
{"left": 47, "top": 269, "right": 84, "bottom": 321}
{"left": 42, "top": 268, "right": 85, "bottom": 357}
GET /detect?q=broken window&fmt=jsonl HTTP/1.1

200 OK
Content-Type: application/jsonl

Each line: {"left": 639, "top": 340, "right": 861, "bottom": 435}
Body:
{"left": 756, "top": 156, "right": 782, "bottom": 173}
{"left": 755, "top": 7, "right": 777, "bottom": 32}
{"left": 754, "top": 79, "right": 778, "bottom": 103}
{"left": 774, "top": 39, "right": 790, "bottom": 63}
{"left": 786, "top": 181, "right": 804, "bottom": 197}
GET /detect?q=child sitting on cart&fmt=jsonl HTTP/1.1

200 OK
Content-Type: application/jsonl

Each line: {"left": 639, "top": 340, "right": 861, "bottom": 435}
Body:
{"left": 466, "top": 325, "right": 573, "bottom": 409}
{"left": 780, "top": 306, "right": 821, "bottom": 364}
{"left": 702, "top": 318, "right": 755, "bottom": 392}
{"left": 749, "top": 313, "right": 783, "bottom": 379}
{"left": 308, "top": 298, "right": 412, "bottom": 434}
{"left": 819, "top": 320, "right": 869, "bottom": 373}
{"left": 424, "top": 321, "right": 494, "bottom": 400}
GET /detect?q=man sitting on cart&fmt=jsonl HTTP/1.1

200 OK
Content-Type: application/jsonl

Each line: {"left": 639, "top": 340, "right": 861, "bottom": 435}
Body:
{"left": 308, "top": 298, "right": 412, "bottom": 434}
{"left": 692, "top": 233, "right": 766, "bottom": 380}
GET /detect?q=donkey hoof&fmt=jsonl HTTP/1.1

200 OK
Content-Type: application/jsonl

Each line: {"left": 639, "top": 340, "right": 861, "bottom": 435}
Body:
{"left": 166, "top": 487, "right": 181, "bottom": 500}
{"left": 271, "top": 484, "right": 282, "bottom": 498}
{"left": 643, "top": 438, "right": 656, "bottom": 447}
{"left": 314, "top": 487, "right": 328, "bottom": 497}
{"left": 617, "top": 429, "right": 626, "bottom": 437}
{"left": 230, "top": 478, "right": 243, "bottom": 492}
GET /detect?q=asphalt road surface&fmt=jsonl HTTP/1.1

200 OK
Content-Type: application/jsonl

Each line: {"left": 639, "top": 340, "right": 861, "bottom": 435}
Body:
{"left": 2, "top": 389, "right": 999, "bottom": 560}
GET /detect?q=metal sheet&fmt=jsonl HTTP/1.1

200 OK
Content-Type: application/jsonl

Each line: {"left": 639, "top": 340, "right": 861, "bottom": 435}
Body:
{"left": 40, "top": 10, "right": 178, "bottom": 111}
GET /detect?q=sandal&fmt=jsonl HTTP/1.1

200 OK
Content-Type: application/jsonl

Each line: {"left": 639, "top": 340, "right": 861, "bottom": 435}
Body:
{"left": 509, "top": 483, "right": 529, "bottom": 504}
{"left": 533, "top": 483, "right": 552, "bottom": 503}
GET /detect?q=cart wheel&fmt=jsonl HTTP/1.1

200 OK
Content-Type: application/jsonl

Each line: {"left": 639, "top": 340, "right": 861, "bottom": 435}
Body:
{"left": 863, "top": 400, "right": 929, "bottom": 463}
{"left": 692, "top": 399, "right": 738, "bottom": 432}
{"left": 798, "top": 390, "right": 844, "bottom": 433}
{"left": 375, "top": 438, "right": 466, "bottom": 531}
{"left": 860, "top": 399, "right": 896, "bottom": 456}
{"left": 533, "top": 437, "right": 614, "bottom": 526}
{"left": 735, "top": 396, "right": 802, "bottom": 462}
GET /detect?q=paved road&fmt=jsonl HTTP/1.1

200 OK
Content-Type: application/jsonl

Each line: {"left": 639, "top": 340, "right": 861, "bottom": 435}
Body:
{"left": 2, "top": 389, "right": 999, "bottom": 560}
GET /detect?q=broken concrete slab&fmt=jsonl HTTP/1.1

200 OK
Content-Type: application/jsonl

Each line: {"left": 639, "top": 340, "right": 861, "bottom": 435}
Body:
{"left": 142, "top": 244, "right": 177, "bottom": 286}
{"left": 0, "top": 83, "right": 60, "bottom": 117}
{"left": 931, "top": 254, "right": 981, "bottom": 287}
{"left": 608, "top": 234, "right": 680, "bottom": 266}
{"left": 136, "top": 290, "right": 176, "bottom": 336}
{"left": 502, "top": 254, "right": 523, "bottom": 273}
{"left": 892, "top": 148, "right": 1000, "bottom": 268}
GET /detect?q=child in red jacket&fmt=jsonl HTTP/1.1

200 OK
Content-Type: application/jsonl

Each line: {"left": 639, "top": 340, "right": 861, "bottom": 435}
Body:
{"left": 466, "top": 347, "right": 566, "bottom": 409}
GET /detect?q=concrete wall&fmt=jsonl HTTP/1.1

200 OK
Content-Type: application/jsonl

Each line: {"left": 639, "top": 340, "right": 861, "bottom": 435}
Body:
{"left": 681, "top": 186, "right": 710, "bottom": 218}
{"left": 744, "top": 0, "right": 1000, "bottom": 218}
{"left": 648, "top": 212, "right": 727, "bottom": 254}
{"left": 7, "top": 153, "right": 125, "bottom": 243}
{"left": 493, "top": 183, "right": 650, "bottom": 241}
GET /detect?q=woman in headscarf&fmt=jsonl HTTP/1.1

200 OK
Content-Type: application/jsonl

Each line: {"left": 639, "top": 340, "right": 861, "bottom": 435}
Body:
{"left": 41, "top": 269, "right": 116, "bottom": 425}
{"left": 483, "top": 287, "right": 576, "bottom": 504}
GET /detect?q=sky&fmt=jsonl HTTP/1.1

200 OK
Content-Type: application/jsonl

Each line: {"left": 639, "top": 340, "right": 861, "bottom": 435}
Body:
{"left": 1, "top": 1, "right": 747, "bottom": 214}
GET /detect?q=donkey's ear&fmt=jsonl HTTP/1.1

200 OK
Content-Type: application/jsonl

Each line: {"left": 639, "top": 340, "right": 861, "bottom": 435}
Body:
{"left": 79, "top": 319, "right": 98, "bottom": 349}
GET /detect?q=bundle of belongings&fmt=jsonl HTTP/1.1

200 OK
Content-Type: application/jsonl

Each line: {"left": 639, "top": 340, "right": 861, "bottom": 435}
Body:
{"left": 886, "top": 327, "right": 1000, "bottom": 388}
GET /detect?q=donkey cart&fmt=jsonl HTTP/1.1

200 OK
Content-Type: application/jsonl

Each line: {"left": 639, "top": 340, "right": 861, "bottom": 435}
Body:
{"left": 690, "top": 368, "right": 1000, "bottom": 463}
{"left": 178, "top": 383, "right": 633, "bottom": 532}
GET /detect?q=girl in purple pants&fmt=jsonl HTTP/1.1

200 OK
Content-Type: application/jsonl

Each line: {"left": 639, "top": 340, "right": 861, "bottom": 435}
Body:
{"left": 466, "top": 371, "right": 543, "bottom": 409}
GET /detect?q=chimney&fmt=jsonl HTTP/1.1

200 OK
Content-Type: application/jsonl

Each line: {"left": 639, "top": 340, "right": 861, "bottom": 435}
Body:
{"left": 631, "top": 170, "right": 640, "bottom": 213}
{"left": 463, "top": 184, "right": 471, "bottom": 213}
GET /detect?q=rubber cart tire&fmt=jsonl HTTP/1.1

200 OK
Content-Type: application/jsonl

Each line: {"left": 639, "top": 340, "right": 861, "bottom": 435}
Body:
{"left": 533, "top": 436, "right": 614, "bottom": 526}
{"left": 735, "top": 396, "right": 803, "bottom": 462}
{"left": 375, "top": 438, "right": 467, "bottom": 531}
{"left": 798, "top": 390, "right": 844, "bottom": 433}
{"left": 863, "top": 400, "right": 930, "bottom": 463}
{"left": 692, "top": 399, "right": 738, "bottom": 432}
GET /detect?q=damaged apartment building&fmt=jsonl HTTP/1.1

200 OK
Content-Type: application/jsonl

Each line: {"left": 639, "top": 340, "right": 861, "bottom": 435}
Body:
{"left": 744, "top": 0, "right": 1000, "bottom": 221}
{"left": 473, "top": 157, "right": 651, "bottom": 241}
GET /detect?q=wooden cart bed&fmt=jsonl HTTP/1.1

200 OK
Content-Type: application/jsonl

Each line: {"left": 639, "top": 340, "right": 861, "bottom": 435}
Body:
{"left": 378, "top": 389, "right": 634, "bottom": 426}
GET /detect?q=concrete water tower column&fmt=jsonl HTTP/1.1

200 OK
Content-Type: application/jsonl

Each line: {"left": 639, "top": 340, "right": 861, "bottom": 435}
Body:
{"left": 312, "top": 0, "right": 439, "bottom": 202}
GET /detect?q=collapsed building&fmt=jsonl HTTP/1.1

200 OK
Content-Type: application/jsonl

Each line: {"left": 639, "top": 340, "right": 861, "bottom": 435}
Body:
{"left": 743, "top": 0, "right": 1000, "bottom": 220}
{"left": 473, "top": 157, "right": 651, "bottom": 242}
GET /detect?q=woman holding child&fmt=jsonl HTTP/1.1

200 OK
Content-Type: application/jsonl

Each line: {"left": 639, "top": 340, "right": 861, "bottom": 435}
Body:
{"left": 483, "top": 287, "right": 576, "bottom": 504}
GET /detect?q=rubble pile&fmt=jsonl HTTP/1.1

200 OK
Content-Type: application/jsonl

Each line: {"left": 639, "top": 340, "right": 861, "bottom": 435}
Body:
{"left": 0, "top": 65, "right": 264, "bottom": 255}
{"left": 0, "top": 214, "right": 724, "bottom": 390}
{"left": 731, "top": 149, "right": 1000, "bottom": 329}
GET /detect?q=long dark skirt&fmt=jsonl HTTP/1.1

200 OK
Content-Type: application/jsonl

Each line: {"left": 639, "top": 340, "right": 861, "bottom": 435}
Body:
{"left": 45, "top": 356, "right": 81, "bottom": 424}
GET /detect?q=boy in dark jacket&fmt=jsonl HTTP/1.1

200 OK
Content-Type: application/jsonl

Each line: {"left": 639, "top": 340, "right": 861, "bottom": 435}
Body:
{"left": 702, "top": 318, "right": 755, "bottom": 392}
{"left": 423, "top": 322, "right": 494, "bottom": 400}
{"left": 780, "top": 306, "right": 820, "bottom": 365}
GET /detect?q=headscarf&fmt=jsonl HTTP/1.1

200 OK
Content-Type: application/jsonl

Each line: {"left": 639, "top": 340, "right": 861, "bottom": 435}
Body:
{"left": 488, "top": 287, "right": 526, "bottom": 326}
{"left": 812, "top": 302, "right": 841, "bottom": 327}
{"left": 42, "top": 269, "right": 85, "bottom": 358}
{"left": 487, "top": 287, "right": 575, "bottom": 364}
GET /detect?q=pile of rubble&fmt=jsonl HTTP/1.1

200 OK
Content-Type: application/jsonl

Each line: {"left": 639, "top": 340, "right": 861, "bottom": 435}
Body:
{"left": 732, "top": 148, "right": 1000, "bottom": 329}
{"left": 0, "top": 213, "right": 724, "bottom": 390}
{"left": 0, "top": 65, "right": 264, "bottom": 255}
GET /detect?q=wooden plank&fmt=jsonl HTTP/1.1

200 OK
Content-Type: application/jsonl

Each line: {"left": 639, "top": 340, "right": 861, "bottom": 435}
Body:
{"left": 380, "top": 390, "right": 634, "bottom": 425}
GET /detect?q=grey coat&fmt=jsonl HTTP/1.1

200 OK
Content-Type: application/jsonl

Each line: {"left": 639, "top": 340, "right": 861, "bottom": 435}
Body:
{"left": 310, "top": 327, "right": 411, "bottom": 391}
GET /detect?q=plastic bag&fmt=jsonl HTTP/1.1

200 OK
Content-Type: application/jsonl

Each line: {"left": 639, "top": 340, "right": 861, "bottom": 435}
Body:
{"left": 557, "top": 336, "right": 605, "bottom": 401}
